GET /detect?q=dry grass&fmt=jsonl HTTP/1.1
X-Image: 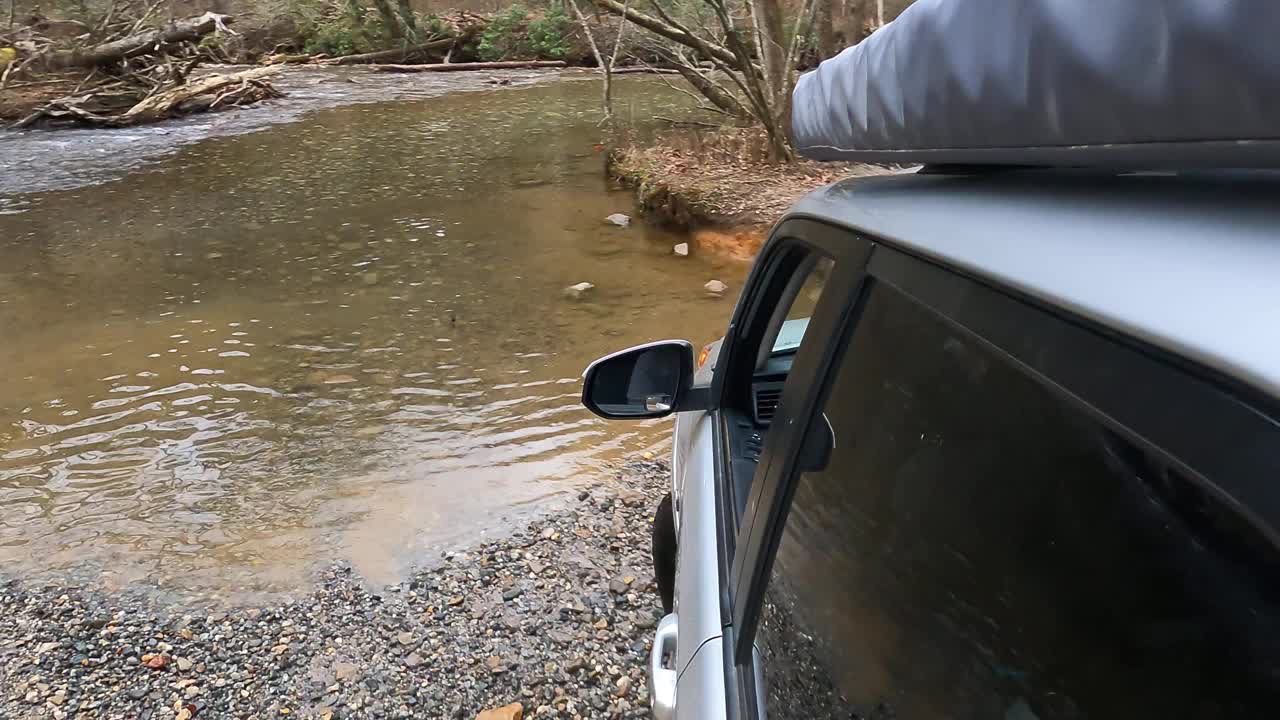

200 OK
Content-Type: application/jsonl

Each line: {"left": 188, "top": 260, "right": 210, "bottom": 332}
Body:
{"left": 610, "top": 126, "right": 893, "bottom": 227}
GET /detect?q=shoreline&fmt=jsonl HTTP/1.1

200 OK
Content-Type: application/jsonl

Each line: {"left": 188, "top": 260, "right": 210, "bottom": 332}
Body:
{"left": 608, "top": 129, "right": 895, "bottom": 261}
{"left": 0, "top": 458, "right": 669, "bottom": 720}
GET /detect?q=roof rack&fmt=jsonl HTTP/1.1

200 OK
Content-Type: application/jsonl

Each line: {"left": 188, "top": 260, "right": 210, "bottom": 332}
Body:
{"left": 791, "top": 0, "right": 1280, "bottom": 169}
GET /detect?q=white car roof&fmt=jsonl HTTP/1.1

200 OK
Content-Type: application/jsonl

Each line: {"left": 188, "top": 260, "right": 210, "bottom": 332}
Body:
{"left": 786, "top": 169, "right": 1280, "bottom": 402}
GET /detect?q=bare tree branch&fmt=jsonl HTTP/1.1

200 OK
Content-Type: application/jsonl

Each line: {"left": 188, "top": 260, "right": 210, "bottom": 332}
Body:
{"left": 590, "top": 0, "right": 739, "bottom": 67}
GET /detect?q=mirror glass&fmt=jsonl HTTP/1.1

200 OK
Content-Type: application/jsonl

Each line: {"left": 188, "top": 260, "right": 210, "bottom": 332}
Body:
{"left": 586, "top": 343, "right": 686, "bottom": 418}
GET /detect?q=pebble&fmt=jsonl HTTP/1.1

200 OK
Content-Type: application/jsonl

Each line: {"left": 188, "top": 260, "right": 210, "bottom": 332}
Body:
{"left": 705, "top": 279, "right": 729, "bottom": 296}
{"left": 0, "top": 458, "right": 671, "bottom": 720}
{"left": 605, "top": 213, "right": 631, "bottom": 227}
{"left": 673, "top": 242, "right": 689, "bottom": 256}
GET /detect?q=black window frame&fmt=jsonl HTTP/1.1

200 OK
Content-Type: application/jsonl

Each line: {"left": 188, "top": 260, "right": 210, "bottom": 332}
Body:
{"left": 723, "top": 220, "right": 874, "bottom": 632}
{"left": 709, "top": 220, "right": 874, "bottom": 614}
{"left": 727, "top": 224, "right": 1280, "bottom": 716}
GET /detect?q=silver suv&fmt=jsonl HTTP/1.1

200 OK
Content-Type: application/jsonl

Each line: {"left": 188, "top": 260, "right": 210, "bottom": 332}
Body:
{"left": 581, "top": 167, "right": 1280, "bottom": 719}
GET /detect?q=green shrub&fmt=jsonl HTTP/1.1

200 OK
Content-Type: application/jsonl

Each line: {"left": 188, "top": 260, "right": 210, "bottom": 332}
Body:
{"left": 526, "top": 3, "right": 573, "bottom": 59}
{"left": 422, "top": 13, "right": 450, "bottom": 39}
{"left": 477, "top": 3, "right": 573, "bottom": 61}
{"left": 477, "top": 5, "right": 527, "bottom": 60}
{"left": 289, "top": 0, "right": 384, "bottom": 56}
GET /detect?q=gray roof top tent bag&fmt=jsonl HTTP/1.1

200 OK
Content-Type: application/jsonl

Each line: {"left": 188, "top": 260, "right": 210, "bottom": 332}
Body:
{"left": 791, "top": 0, "right": 1280, "bottom": 168}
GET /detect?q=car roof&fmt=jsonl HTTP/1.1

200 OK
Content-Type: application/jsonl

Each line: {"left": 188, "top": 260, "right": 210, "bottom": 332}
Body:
{"left": 785, "top": 168, "right": 1280, "bottom": 403}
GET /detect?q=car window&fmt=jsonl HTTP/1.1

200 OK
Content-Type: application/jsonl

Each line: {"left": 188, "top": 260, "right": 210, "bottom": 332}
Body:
{"left": 768, "top": 258, "right": 831, "bottom": 355}
{"left": 755, "top": 282, "right": 1280, "bottom": 719}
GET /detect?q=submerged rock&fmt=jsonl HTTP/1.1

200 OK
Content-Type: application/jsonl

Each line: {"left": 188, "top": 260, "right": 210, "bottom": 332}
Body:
{"left": 604, "top": 213, "right": 631, "bottom": 227}
{"left": 562, "top": 282, "right": 595, "bottom": 300}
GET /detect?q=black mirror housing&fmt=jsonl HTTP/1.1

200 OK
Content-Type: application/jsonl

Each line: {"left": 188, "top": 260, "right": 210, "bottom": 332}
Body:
{"left": 582, "top": 340, "right": 696, "bottom": 420}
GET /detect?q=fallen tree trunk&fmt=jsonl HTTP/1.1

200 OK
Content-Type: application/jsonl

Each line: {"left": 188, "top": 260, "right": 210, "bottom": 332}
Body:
{"left": 44, "top": 12, "right": 232, "bottom": 69}
{"left": 374, "top": 60, "right": 567, "bottom": 72}
{"left": 318, "top": 38, "right": 454, "bottom": 66}
{"left": 262, "top": 52, "right": 317, "bottom": 65}
{"left": 116, "top": 66, "right": 281, "bottom": 124}
{"left": 610, "top": 66, "right": 679, "bottom": 74}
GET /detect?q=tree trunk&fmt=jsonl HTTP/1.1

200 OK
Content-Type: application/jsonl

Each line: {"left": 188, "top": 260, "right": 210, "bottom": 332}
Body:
{"left": 814, "top": 0, "right": 836, "bottom": 61}
{"left": 749, "top": 0, "right": 786, "bottom": 108}
{"left": 44, "top": 12, "right": 231, "bottom": 69}
{"left": 668, "top": 61, "right": 748, "bottom": 120}
{"left": 373, "top": 60, "right": 567, "bottom": 72}
{"left": 395, "top": 0, "right": 419, "bottom": 38}
{"left": 567, "top": 0, "right": 612, "bottom": 121}
{"left": 744, "top": 0, "right": 793, "bottom": 160}
{"left": 318, "top": 37, "right": 453, "bottom": 65}
{"left": 371, "top": 0, "right": 405, "bottom": 40}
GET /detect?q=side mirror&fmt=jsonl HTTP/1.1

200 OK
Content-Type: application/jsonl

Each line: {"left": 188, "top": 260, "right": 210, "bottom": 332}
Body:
{"left": 582, "top": 340, "right": 695, "bottom": 419}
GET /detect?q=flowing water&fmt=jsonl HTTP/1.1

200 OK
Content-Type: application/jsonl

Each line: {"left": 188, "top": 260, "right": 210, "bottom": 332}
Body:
{"left": 0, "top": 69, "right": 749, "bottom": 601}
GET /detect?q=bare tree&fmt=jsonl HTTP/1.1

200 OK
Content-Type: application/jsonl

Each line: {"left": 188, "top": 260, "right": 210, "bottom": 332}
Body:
{"left": 568, "top": 0, "right": 631, "bottom": 124}
{"left": 590, "top": 0, "right": 818, "bottom": 160}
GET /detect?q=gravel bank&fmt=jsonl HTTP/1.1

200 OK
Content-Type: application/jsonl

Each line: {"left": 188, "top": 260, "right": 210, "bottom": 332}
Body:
{"left": 0, "top": 459, "right": 670, "bottom": 720}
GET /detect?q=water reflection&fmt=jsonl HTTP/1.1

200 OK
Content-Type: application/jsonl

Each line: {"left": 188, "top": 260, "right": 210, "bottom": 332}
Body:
{"left": 0, "top": 76, "right": 746, "bottom": 600}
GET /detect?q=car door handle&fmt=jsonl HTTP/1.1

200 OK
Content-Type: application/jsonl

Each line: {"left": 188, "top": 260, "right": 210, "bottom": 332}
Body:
{"left": 649, "top": 613, "right": 678, "bottom": 720}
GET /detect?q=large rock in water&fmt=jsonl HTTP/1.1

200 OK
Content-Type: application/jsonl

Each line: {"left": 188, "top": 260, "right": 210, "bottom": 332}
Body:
{"left": 475, "top": 703, "right": 523, "bottom": 720}
{"left": 563, "top": 282, "right": 595, "bottom": 300}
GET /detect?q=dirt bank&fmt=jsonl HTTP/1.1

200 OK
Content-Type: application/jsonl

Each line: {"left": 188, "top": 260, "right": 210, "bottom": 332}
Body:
{"left": 609, "top": 127, "right": 893, "bottom": 260}
{"left": 0, "top": 458, "right": 669, "bottom": 720}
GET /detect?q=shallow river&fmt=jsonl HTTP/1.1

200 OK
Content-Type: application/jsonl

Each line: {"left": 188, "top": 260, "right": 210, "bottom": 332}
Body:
{"left": 0, "top": 69, "right": 748, "bottom": 601}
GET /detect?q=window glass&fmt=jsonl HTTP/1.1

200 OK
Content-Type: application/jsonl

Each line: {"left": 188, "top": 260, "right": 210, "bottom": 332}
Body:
{"left": 769, "top": 257, "right": 832, "bottom": 355}
{"left": 757, "top": 282, "right": 1280, "bottom": 719}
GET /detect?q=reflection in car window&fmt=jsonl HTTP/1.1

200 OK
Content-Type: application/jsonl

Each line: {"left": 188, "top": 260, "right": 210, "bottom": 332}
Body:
{"left": 757, "top": 284, "right": 1280, "bottom": 719}
{"left": 770, "top": 258, "right": 832, "bottom": 354}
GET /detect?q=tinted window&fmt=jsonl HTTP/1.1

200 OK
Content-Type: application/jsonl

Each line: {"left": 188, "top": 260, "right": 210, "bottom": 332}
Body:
{"left": 757, "top": 282, "right": 1280, "bottom": 719}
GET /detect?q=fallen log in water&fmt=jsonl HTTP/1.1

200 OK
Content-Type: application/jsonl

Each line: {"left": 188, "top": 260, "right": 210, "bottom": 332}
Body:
{"left": 262, "top": 52, "right": 318, "bottom": 65}
{"left": 373, "top": 60, "right": 568, "bottom": 73}
{"left": 12, "top": 66, "right": 282, "bottom": 128}
{"left": 318, "top": 38, "right": 455, "bottom": 66}
{"left": 42, "top": 12, "right": 232, "bottom": 69}
{"left": 116, "top": 66, "right": 282, "bottom": 124}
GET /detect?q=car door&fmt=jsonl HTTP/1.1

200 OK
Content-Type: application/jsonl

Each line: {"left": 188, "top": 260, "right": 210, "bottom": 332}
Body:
{"left": 726, "top": 239, "right": 1280, "bottom": 718}
{"left": 664, "top": 220, "right": 873, "bottom": 719}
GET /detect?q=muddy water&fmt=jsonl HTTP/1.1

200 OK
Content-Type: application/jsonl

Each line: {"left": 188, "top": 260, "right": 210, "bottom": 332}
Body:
{"left": 0, "top": 72, "right": 748, "bottom": 601}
